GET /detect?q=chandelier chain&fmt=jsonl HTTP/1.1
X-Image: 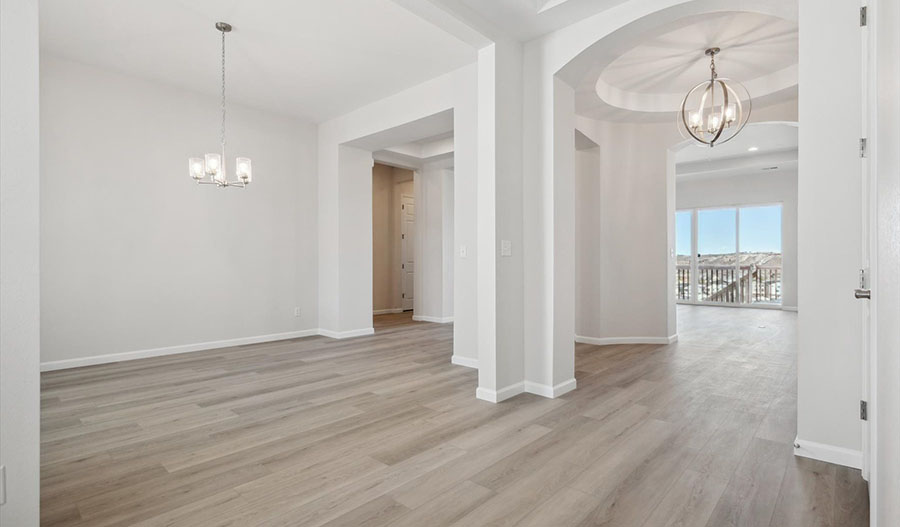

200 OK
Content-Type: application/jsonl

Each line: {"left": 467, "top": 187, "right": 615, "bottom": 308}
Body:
{"left": 221, "top": 28, "right": 226, "bottom": 152}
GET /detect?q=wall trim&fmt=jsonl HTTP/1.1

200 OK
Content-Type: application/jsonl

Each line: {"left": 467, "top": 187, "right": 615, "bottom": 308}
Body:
{"left": 412, "top": 315, "right": 454, "bottom": 323}
{"left": 524, "top": 378, "right": 577, "bottom": 398}
{"left": 476, "top": 382, "right": 524, "bottom": 403}
{"left": 782, "top": 305, "right": 799, "bottom": 312}
{"left": 41, "top": 327, "right": 376, "bottom": 371}
{"left": 793, "top": 437, "right": 862, "bottom": 469}
{"left": 317, "top": 327, "right": 375, "bottom": 339}
{"left": 40, "top": 329, "right": 321, "bottom": 372}
{"left": 451, "top": 355, "right": 479, "bottom": 369}
{"left": 575, "top": 334, "right": 678, "bottom": 346}
{"left": 373, "top": 308, "right": 404, "bottom": 315}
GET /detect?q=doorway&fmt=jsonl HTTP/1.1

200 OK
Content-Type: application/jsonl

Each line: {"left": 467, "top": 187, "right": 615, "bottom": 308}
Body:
{"left": 372, "top": 163, "right": 415, "bottom": 316}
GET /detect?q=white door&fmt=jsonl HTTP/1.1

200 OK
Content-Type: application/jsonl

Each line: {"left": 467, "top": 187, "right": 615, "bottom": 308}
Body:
{"left": 858, "top": 12, "right": 874, "bottom": 481}
{"left": 400, "top": 194, "right": 415, "bottom": 311}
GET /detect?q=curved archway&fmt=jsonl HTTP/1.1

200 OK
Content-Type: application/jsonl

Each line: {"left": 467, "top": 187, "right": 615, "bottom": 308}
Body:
{"left": 521, "top": 0, "right": 799, "bottom": 394}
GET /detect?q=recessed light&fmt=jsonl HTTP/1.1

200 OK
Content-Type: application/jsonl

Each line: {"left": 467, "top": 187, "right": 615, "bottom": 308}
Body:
{"left": 748, "top": 146, "right": 759, "bottom": 152}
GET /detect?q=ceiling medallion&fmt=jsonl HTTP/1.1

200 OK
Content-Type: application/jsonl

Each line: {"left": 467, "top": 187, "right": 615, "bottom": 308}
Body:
{"left": 188, "top": 22, "right": 252, "bottom": 188}
{"left": 678, "top": 47, "right": 752, "bottom": 147}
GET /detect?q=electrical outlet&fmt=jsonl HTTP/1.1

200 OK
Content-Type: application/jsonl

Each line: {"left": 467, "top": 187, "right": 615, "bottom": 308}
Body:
{"left": 293, "top": 307, "right": 301, "bottom": 318}
{"left": 500, "top": 240, "right": 512, "bottom": 257}
{"left": 459, "top": 245, "right": 467, "bottom": 258}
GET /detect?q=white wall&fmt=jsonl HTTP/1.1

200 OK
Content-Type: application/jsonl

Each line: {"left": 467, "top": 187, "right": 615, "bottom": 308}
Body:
{"left": 0, "top": 0, "right": 40, "bottom": 523}
{"left": 574, "top": 119, "right": 678, "bottom": 341}
{"left": 414, "top": 162, "right": 454, "bottom": 322}
{"left": 40, "top": 56, "right": 319, "bottom": 366}
{"left": 676, "top": 169, "right": 799, "bottom": 309}
{"left": 796, "top": 0, "right": 863, "bottom": 463}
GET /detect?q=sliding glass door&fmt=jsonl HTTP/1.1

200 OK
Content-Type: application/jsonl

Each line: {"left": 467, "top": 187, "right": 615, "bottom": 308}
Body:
{"left": 675, "top": 204, "right": 782, "bottom": 306}
{"left": 675, "top": 211, "right": 692, "bottom": 301}
{"left": 739, "top": 205, "right": 782, "bottom": 304}
{"left": 698, "top": 208, "right": 738, "bottom": 303}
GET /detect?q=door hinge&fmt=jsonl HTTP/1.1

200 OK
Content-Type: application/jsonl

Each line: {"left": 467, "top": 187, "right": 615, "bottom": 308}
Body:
{"left": 402, "top": 293, "right": 405, "bottom": 299}
{"left": 402, "top": 204, "right": 405, "bottom": 210}
{"left": 401, "top": 234, "right": 405, "bottom": 239}
{"left": 860, "top": 400, "right": 868, "bottom": 421}
{"left": 860, "top": 6, "right": 868, "bottom": 26}
{"left": 401, "top": 264, "right": 405, "bottom": 269}
{"left": 860, "top": 138, "right": 868, "bottom": 158}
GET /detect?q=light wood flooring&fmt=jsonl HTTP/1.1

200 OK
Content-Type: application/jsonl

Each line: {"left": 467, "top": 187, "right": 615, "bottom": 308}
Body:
{"left": 40, "top": 306, "right": 869, "bottom": 526}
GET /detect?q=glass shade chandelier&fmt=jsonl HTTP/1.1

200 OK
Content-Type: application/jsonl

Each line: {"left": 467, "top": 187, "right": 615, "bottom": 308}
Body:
{"left": 188, "top": 22, "right": 252, "bottom": 188}
{"left": 678, "top": 47, "right": 751, "bottom": 147}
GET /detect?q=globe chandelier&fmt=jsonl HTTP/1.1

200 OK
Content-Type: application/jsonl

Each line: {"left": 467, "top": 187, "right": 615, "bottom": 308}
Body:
{"left": 678, "top": 47, "right": 751, "bottom": 147}
{"left": 188, "top": 22, "right": 252, "bottom": 188}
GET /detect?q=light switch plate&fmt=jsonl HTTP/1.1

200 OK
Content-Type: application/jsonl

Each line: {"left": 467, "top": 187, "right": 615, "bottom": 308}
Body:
{"left": 501, "top": 240, "right": 512, "bottom": 257}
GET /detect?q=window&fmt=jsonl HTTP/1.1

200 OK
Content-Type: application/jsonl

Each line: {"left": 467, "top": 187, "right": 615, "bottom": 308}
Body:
{"left": 675, "top": 204, "right": 782, "bottom": 306}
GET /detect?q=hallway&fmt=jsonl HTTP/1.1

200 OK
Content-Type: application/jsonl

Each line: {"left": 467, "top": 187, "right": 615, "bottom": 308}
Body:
{"left": 39, "top": 307, "right": 867, "bottom": 526}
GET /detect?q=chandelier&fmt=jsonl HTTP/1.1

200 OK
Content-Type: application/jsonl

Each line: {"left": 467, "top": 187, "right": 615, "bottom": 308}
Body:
{"left": 188, "top": 22, "right": 252, "bottom": 188}
{"left": 678, "top": 47, "right": 751, "bottom": 147}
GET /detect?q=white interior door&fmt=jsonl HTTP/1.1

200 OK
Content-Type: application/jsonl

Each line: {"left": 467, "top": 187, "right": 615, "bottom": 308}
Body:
{"left": 859, "top": 7, "right": 874, "bottom": 481}
{"left": 401, "top": 194, "right": 415, "bottom": 311}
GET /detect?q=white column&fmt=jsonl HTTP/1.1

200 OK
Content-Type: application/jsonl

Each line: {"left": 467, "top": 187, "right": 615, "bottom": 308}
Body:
{"left": 475, "top": 40, "right": 527, "bottom": 402}
{"left": 0, "top": 0, "right": 41, "bottom": 523}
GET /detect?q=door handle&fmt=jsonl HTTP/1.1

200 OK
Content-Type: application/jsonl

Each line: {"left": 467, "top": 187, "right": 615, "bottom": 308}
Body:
{"left": 855, "top": 288, "right": 871, "bottom": 299}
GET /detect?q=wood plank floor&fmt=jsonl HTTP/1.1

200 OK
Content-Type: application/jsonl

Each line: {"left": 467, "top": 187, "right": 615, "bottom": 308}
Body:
{"left": 40, "top": 306, "right": 869, "bottom": 526}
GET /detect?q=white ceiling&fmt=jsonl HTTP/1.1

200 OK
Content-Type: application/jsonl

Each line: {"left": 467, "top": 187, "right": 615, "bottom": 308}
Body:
{"left": 600, "top": 13, "right": 796, "bottom": 94}
{"left": 454, "top": 0, "right": 629, "bottom": 41}
{"left": 575, "top": 11, "right": 798, "bottom": 122}
{"left": 675, "top": 122, "right": 798, "bottom": 180}
{"left": 40, "top": 0, "right": 476, "bottom": 123}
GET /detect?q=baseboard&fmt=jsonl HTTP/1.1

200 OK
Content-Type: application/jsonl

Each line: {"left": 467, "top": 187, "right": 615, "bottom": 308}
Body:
{"left": 575, "top": 334, "right": 677, "bottom": 346}
{"left": 782, "top": 305, "right": 798, "bottom": 312}
{"left": 317, "top": 327, "right": 375, "bottom": 339}
{"left": 451, "top": 355, "right": 479, "bottom": 369}
{"left": 373, "top": 308, "right": 404, "bottom": 315}
{"left": 524, "top": 378, "right": 577, "bottom": 398}
{"left": 40, "top": 329, "right": 320, "bottom": 372}
{"left": 412, "top": 315, "right": 454, "bottom": 324}
{"left": 476, "top": 382, "right": 524, "bottom": 403}
{"left": 41, "top": 326, "right": 382, "bottom": 371}
{"left": 793, "top": 437, "right": 862, "bottom": 469}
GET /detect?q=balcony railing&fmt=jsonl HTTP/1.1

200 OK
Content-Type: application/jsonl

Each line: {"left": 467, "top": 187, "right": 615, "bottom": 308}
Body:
{"left": 676, "top": 264, "right": 782, "bottom": 305}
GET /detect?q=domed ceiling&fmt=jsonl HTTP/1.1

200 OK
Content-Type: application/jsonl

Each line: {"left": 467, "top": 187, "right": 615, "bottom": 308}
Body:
{"left": 575, "top": 11, "right": 798, "bottom": 122}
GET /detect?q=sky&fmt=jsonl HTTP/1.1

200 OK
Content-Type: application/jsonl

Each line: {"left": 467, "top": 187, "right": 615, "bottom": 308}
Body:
{"left": 676, "top": 205, "right": 781, "bottom": 256}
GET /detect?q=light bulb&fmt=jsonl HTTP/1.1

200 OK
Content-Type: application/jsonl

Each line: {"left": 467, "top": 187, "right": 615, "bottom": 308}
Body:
{"left": 188, "top": 157, "right": 204, "bottom": 180}
{"left": 689, "top": 112, "right": 701, "bottom": 132}
{"left": 725, "top": 103, "right": 736, "bottom": 123}
{"left": 204, "top": 153, "right": 222, "bottom": 177}
{"left": 236, "top": 157, "right": 252, "bottom": 183}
